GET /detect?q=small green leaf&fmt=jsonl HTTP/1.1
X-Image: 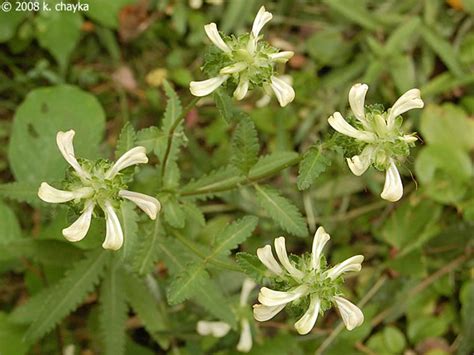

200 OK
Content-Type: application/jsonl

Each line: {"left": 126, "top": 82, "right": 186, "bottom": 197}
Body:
{"left": 297, "top": 145, "right": 331, "bottom": 190}
{"left": 213, "top": 216, "right": 258, "bottom": 256}
{"left": 322, "top": 0, "right": 380, "bottom": 31}
{"left": 236, "top": 252, "right": 267, "bottom": 283}
{"left": 163, "top": 196, "right": 185, "bottom": 229}
{"left": 254, "top": 184, "right": 307, "bottom": 237}
{"left": 249, "top": 152, "right": 300, "bottom": 179}
{"left": 231, "top": 116, "right": 260, "bottom": 174}
{"left": 25, "top": 250, "right": 109, "bottom": 342}
{"left": 134, "top": 219, "right": 161, "bottom": 275}
{"left": 0, "top": 201, "right": 22, "bottom": 244}
{"left": 214, "top": 89, "right": 241, "bottom": 123}
{"left": 0, "top": 182, "right": 41, "bottom": 205}
{"left": 167, "top": 262, "right": 209, "bottom": 305}
{"left": 119, "top": 201, "right": 139, "bottom": 264}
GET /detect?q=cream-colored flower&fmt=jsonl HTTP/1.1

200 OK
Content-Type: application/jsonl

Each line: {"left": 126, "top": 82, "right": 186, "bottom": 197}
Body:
{"left": 254, "top": 227, "right": 364, "bottom": 334}
{"left": 38, "top": 130, "right": 161, "bottom": 250}
{"left": 328, "top": 84, "right": 424, "bottom": 202}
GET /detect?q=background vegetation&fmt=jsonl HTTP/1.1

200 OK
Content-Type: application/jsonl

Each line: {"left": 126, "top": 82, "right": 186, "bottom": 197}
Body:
{"left": 0, "top": 0, "right": 473, "bottom": 354}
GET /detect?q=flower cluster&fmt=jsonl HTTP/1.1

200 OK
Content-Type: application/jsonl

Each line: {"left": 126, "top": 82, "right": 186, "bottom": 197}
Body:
{"left": 190, "top": 6, "right": 295, "bottom": 107}
{"left": 38, "top": 130, "right": 161, "bottom": 250}
{"left": 328, "top": 84, "right": 424, "bottom": 202}
{"left": 197, "top": 279, "right": 256, "bottom": 352}
{"left": 253, "top": 227, "right": 364, "bottom": 334}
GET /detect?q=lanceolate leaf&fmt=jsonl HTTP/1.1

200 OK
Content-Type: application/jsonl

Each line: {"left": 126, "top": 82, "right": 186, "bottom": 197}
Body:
{"left": 231, "top": 116, "right": 260, "bottom": 174}
{"left": 254, "top": 184, "right": 308, "bottom": 237}
{"left": 25, "top": 250, "right": 109, "bottom": 342}
{"left": 236, "top": 252, "right": 267, "bottom": 283}
{"left": 115, "top": 122, "right": 136, "bottom": 158}
{"left": 99, "top": 260, "right": 128, "bottom": 355}
{"left": 0, "top": 182, "right": 41, "bottom": 205}
{"left": 120, "top": 201, "right": 139, "bottom": 264}
{"left": 297, "top": 145, "right": 331, "bottom": 190}
{"left": 167, "top": 262, "right": 209, "bottom": 305}
{"left": 214, "top": 89, "right": 241, "bottom": 123}
{"left": 123, "top": 271, "right": 170, "bottom": 349}
{"left": 162, "top": 80, "right": 183, "bottom": 129}
{"left": 248, "top": 152, "right": 300, "bottom": 179}
{"left": 134, "top": 218, "right": 161, "bottom": 275}
{"left": 213, "top": 216, "right": 258, "bottom": 256}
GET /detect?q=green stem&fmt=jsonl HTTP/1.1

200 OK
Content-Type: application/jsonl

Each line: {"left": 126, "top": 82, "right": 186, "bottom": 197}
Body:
{"left": 172, "top": 230, "right": 241, "bottom": 272}
{"left": 160, "top": 97, "right": 200, "bottom": 182}
{"left": 180, "top": 154, "right": 302, "bottom": 197}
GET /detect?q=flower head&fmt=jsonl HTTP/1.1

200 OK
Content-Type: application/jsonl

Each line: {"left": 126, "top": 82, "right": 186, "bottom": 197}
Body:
{"left": 38, "top": 130, "right": 161, "bottom": 251}
{"left": 190, "top": 6, "right": 295, "bottom": 107}
{"left": 197, "top": 278, "right": 256, "bottom": 352}
{"left": 253, "top": 227, "right": 364, "bottom": 334}
{"left": 328, "top": 84, "right": 424, "bottom": 202}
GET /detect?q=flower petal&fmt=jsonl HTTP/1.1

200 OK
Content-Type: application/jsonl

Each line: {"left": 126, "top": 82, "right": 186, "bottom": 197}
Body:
{"left": 118, "top": 190, "right": 161, "bottom": 220}
{"left": 380, "top": 160, "right": 403, "bottom": 202}
{"left": 240, "top": 278, "right": 256, "bottom": 306}
{"left": 102, "top": 201, "right": 124, "bottom": 251}
{"left": 256, "top": 245, "right": 283, "bottom": 275}
{"left": 274, "top": 237, "right": 305, "bottom": 280}
{"left": 348, "top": 83, "right": 368, "bottom": 125}
{"left": 258, "top": 285, "right": 307, "bottom": 307}
{"left": 204, "top": 23, "right": 231, "bottom": 53}
{"left": 251, "top": 6, "right": 272, "bottom": 38}
{"left": 196, "top": 320, "right": 231, "bottom": 337}
{"left": 333, "top": 296, "right": 364, "bottom": 331}
{"left": 328, "top": 112, "right": 376, "bottom": 142}
{"left": 270, "top": 76, "right": 295, "bottom": 107}
{"left": 236, "top": 319, "right": 252, "bottom": 352}
{"left": 105, "top": 146, "right": 148, "bottom": 179}
{"left": 38, "top": 183, "right": 92, "bottom": 204}
{"left": 325, "top": 255, "right": 364, "bottom": 280}
{"left": 253, "top": 304, "right": 286, "bottom": 321}
{"left": 233, "top": 78, "right": 249, "bottom": 100}
{"left": 294, "top": 295, "right": 321, "bottom": 335}
{"left": 190, "top": 75, "right": 229, "bottom": 97}
{"left": 220, "top": 62, "right": 247, "bottom": 75}
{"left": 346, "top": 146, "right": 374, "bottom": 176}
{"left": 386, "top": 88, "right": 424, "bottom": 128}
{"left": 268, "top": 51, "right": 294, "bottom": 63}
{"left": 56, "top": 130, "right": 90, "bottom": 180}
{"left": 62, "top": 202, "right": 95, "bottom": 242}
{"left": 311, "top": 226, "right": 330, "bottom": 270}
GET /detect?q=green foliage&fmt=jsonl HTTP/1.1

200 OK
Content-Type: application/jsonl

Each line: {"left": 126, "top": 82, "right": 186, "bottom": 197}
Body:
{"left": 8, "top": 85, "right": 105, "bottom": 185}
{"left": 0, "top": 182, "right": 41, "bottom": 205}
{"left": 0, "top": 201, "right": 21, "bottom": 244}
{"left": 231, "top": 116, "right": 260, "bottom": 174}
{"left": 133, "top": 218, "right": 161, "bottom": 275}
{"left": 0, "top": 313, "right": 28, "bottom": 355}
{"left": 254, "top": 184, "right": 307, "bottom": 237}
{"left": 100, "top": 260, "right": 128, "bottom": 355}
{"left": 236, "top": 252, "right": 267, "bottom": 283}
{"left": 214, "top": 89, "right": 242, "bottom": 123}
{"left": 167, "top": 262, "right": 209, "bottom": 305}
{"left": 115, "top": 123, "right": 137, "bottom": 159}
{"left": 24, "top": 250, "right": 109, "bottom": 342}
{"left": 86, "top": 0, "right": 135, "bottom": 28}
{"left": 297, "top": 144, "right": 331, "bottom": 190}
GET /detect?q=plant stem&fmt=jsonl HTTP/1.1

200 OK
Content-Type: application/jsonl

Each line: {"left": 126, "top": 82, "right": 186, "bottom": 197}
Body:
{"left": 180, "top": 154, "right": 302, "bottom": 197}
{"left": 160, "top": 97, "right": 200, "bottom": 182}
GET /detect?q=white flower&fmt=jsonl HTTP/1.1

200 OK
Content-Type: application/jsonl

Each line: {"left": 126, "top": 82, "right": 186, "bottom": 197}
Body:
{"left": 257, "top": 75, "right": 293, "bottom": 108}
{"left": 253, "top": 227, "right": 364, "bottom": 334}
{"left": 197, "top": 278, "right": 256, "bottom": 352}
{"left": 328, "top": 84, "right": 424, "bottom": 202}
{"left": 37, "top": 130, "right": 161, "bottom": 250}
{"left": 190, "top": 6, "right": 294, "bottom": 106}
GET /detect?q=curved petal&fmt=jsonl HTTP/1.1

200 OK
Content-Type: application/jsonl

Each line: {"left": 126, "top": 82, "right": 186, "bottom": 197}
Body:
{"left": 294, "top": 295, "right": 321, "bottom": 335}
{"left": 62, "top": 202, "right": 95, "bottom": 242}
{"left": 38, "top": 183, "right": 92, "bottom": 204}
{"left": 258, "top": 285, "right": 307, "bottom": 307}
{"left": 105, "top": 146, "right": 148, "bottom": 179}
{"left": 270, "top": 76, "right": 295, "bottom": 107}
{"left": 268, "top": 51, "right": 294, "bottom": 63}
{"left": 274, "top": 237, "right": 304, "bottom": 280}
{"left": 196, "top": 320, "right": 231, "bottom": 337}
{"left": 348, "top": 83, "right": 368, "bottom": 125}
{"left": 233, "top": 78, "right": 249, "bottom": 100}
{"left": 102, "top": 201, "right": 124, "bottom": 251}
{"left": 204, "top": 23, "right": 231, "bottom": 53}
{"left": 256, "top": 245, "right": 283, "bottom": 275}
{"left": 333, "top": 296, "right": 364, "bottom": 331}
{"left": 251, "top": 6, "right": 272, "bottom": 38}
{"left": 190, "top": 75, "right": 229, "bottom": 97}
{"left": 386, "top": 88, "right": 424, "bottom": 128}
{"left": 118, "top": 190, "right": 161, "bottom": 220}
{"left": 328, "top": 112, "right": 376, "bottom": 142}
{"left": 240, "top": 278, "right": 256, "bottom": 306}
{"left": 253, "top": 304, "right": 286, "bottom": 322}
{"left": 346, "top": 146, "right": 374, "bottom": 176}
{"left": 325, "top": 255, "right": 364, "bottom": 280}
{"left": 311, "top": 226, "right": 330, "bottom": 270}
{"left": 220, "top": 62, "right": 247, "bottom": 75}
{"left": 236, "top": 319, "right": 252, "bottom": 352}
{"left": 56, "top": 130, "right": 91, "bottom": 180}
{"left": 380, "top": 160, "right": 403, "bottom": 202}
